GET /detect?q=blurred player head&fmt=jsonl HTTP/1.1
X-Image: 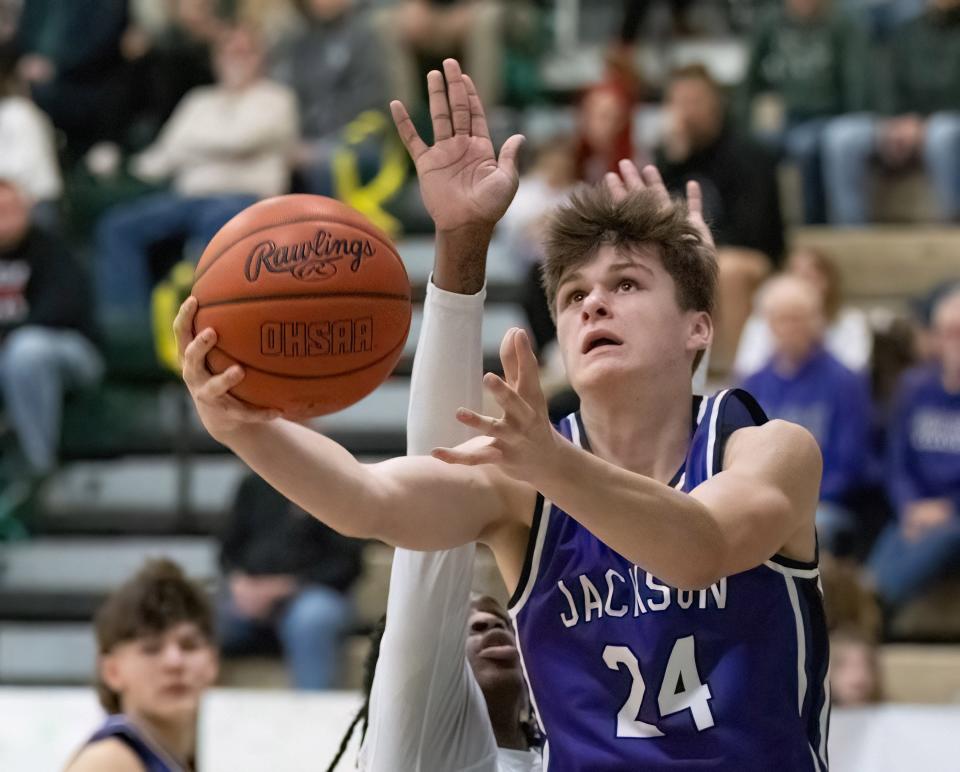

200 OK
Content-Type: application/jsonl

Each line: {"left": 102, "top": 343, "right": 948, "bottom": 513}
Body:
{"left": 212, "top": 25, "right": 264, "bottom": 91}
{"left": 761, "top": 274, "right": 826, "bottom": 369}
{"left": 541, "top": 185, "right": 716, "bottom": 398}
{"left": 95, "top": 559, "right": 218, "bottom": 722}
{"left": 829, "top": 627, "right": 881, "bottom": 707}
{"left": 0, "top": 180, "right": 30, "bottom": 251}
{"left": 932, "top": 286, "right": 960, "bottom": 385}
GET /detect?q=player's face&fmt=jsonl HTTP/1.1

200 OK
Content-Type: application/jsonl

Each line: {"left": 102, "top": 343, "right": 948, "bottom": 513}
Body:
{"left": 465, "top": 601, "right": 525, "bottom": 695}
{"left": 554, "top": 245, "right": 704, "bottom": 393}
{"left": 101, "top": 622, "right": 218, "bottom": 721}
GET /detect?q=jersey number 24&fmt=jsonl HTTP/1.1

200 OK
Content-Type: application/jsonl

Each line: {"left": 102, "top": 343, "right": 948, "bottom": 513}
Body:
{"left": 603, "top": 635, "right": 715, "bottom": 738}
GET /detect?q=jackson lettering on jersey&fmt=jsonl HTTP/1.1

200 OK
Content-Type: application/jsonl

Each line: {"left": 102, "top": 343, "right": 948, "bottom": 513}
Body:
{"left": 509, "top": 390, "right": 830, "bottom": 772}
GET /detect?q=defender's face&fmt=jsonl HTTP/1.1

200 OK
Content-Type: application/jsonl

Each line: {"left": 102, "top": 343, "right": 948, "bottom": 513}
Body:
{"left": 101, "top": 622, "right": 218, "bottom": 721}
{"left": 555, "top": 245, "right": 703, "bottom": 393}
{"left": 465, "top": 601, "right": 525, "bottom": 696}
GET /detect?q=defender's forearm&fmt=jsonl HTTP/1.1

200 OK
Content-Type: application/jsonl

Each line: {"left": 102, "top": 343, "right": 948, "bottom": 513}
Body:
{"left": 433, "top": 225, "right": 493, "bottom": 295}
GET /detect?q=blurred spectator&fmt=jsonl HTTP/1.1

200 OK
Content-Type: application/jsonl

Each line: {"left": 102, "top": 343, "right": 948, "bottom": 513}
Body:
{"left": 375, "top": 0, "right": 505, "bottom": 110}
{"left": 823, "top": 0, "right": 960, "bottom": 224}
{"left": 574, "top": 81, "right": 643, "bottom": 185}
{"left": 94, "top": 25, "right": 297, "bottom": 326}
{"left": 0, "top": 0, "right": 20, "bottom": 45}
{"left": 0, "top": 46, "right": 62, "bottom": 229}
{"left": 742, "top": 275, "right": 872, "bottom": 553}
{"left": 867, "top": 287, "right": 960, "bottom": 611}
{"left": 659, "top": 64, "right": 785, "bottom": 375}
{"left": 830, "top": 626, "right": 883, "bottom": 706}
{"left": 66, "top": 559, "right": 218, "bottom": 772}
{"left": 270, "top": 0, "right": 386, "bottom": 196}
{"left": 0, "top": 180, "right": 102, "bottom": 488}
{"left": 217, "top": 473, "right": 363, "bottom": 690}
{"left": 498, "top": 136, "right": 576, "bottom": 353}
{"left": 734, "top": 247, "right": 873, "bottom": 378}
{"left": 122, "top": 0, "right": 223, "bottom": 148}
{"left": 741, "top": 0, "right": 867, "bottom": 223}
{"left": 13, "top": 0, "right": 130, "bottom": 160}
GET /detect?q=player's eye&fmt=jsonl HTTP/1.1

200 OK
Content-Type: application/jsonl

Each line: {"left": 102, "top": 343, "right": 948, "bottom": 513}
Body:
{"left": 565, "top": 289, "right": 586, "bottom": 306}
{"left": 618, "top": 280, "right": 636, "bottom": 292}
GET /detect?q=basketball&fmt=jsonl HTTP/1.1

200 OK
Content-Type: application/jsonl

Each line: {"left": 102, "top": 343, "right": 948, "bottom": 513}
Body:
{"left": 191, "top": 195, "right": 411, "bottom": 418}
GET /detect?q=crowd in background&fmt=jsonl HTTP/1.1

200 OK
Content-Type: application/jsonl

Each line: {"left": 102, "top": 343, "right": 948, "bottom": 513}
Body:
{"left": 0, "top": 0, "right": 958, "bottom": 709}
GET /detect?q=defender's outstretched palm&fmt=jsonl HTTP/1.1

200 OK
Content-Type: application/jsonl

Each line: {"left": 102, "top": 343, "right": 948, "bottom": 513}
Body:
{"left": 390, "top": 59, "right": 524, "bottom": 232}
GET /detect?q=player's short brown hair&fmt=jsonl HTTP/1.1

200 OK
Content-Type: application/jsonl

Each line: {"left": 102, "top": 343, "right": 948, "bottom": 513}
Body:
{"left": 94, "top": 559, "right": 214, "bottom": 713}
{"left": 541, "top": 185, "right": 717, "bottom": 370}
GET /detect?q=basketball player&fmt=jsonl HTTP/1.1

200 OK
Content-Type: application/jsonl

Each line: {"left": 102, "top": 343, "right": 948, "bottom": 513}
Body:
{"left": 65, "top": 560, "right": 218, "bottom": 772}
{"left": 175, "top": 59, "right": 829, "bottom": 770}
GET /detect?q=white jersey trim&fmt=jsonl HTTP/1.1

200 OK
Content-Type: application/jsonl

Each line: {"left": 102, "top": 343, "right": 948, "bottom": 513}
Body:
{"left": 763, "top": 560, "right": 821, "bottom": 579}
{"left": 705, "top": 389, "right": 729, "bottom": 478}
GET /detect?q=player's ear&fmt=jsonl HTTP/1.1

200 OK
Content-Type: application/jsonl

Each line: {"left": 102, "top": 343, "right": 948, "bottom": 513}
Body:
{"left": 99, "top": 652, "right": 126, "bottom": 695}
{"left": 686, "top": 310, "right": 712, "bottom": 355}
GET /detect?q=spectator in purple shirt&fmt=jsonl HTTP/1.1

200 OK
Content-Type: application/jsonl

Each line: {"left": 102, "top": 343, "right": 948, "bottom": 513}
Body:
{"left": 867, "top": 287, "right": 960, "bottom": 610}
{"left": 742, "top": 275, "right": 872, "bottom": 553}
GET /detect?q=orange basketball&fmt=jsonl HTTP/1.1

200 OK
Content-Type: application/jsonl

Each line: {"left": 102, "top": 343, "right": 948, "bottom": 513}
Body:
{"left": 192, "top": 195, "right": 411, "bottom": 418}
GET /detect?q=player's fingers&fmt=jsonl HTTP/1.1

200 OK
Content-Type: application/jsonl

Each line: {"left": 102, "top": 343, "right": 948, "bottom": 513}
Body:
{"left": 427, "top": 69, "right": 453, "bottom": 141}
{"left": 182, "top": 327, "right": 216, "bottom": 389}
{"left": 499, "top": 327, "right": 520, "bottom": 386}
{"left": 513, "top": 329, "right": 544, "bottom": 407}
{"left": 174, "top": 296, "right": 198, "bottom": 364}
{"left": 496, "top": 134, "right": 525, "bottom": 180}
{"left": 431, "top": 443, "right": 503, "bottom": 467}
{"left": 455, "top": 407, "right": 504, "bottom": 437}
{"left": 483, "top": 372, "right": 531, "bottom": 418}
{"left": 604, "top": 171, "right": 628, "bottom": 201}
{"left": 443, "top": 58, "right": 470, "bottom": 136}
{"left": 389, "top": 100, "right": 428, "bottom": 160}
{"left": 198, "top": 364, "right": 245, "bottom": 401}
{"left": 618, "top": 159, "right": 643, "bottom": 191}
{"left": 461, "top": 73, "right": 490, "bottom": 140}
{"left": 686, "top": 179, "right": 703, "bottom": 217}
{"left": 640, "top": 164, "right": 671, "bottom": 207}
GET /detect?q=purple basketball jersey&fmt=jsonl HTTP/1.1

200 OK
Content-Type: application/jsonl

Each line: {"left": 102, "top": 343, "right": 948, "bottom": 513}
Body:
{"left": 509, "top": 390, "right": 830, "bottom": 771}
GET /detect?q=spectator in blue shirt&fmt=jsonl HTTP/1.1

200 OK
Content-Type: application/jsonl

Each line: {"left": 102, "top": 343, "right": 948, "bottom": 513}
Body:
{"left": 867, "top": 287, "right": 960, "bottom": 610}
{"left": 743, "top": 275, "right": 872, "bottom": 552}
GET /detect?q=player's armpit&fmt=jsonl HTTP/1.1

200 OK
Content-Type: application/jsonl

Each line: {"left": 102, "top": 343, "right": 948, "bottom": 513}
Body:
{"left": 63, "top": 739, "right": 146, "bottom": 772}
{"left": 690, "top": 419, "right": 822, "bottom": 579}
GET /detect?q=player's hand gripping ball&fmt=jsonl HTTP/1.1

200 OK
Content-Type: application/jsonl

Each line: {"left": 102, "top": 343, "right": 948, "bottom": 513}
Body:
{"left": 190, "top": 195, "right": 412, "bottom": 418}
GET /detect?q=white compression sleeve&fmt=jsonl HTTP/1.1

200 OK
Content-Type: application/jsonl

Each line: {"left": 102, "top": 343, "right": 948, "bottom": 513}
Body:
{"left": 360, "top": 280, "right": 498, "bottom": 772}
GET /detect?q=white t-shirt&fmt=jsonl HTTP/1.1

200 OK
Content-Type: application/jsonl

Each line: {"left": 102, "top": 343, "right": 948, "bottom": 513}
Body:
{"left": 359, "top": 281, "right": 541, "bottom": 772}
{"left": 0, "top": 96, "right": 62, "bottom": 202}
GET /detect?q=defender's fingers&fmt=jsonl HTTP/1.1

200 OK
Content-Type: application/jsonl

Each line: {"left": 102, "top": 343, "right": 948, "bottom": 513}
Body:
{"left": 443, "top": 59, "right": 470, "bottom": 136}
{"left": 618, "top": 159, "right": 643, "bottom": 190}
{"left": 427, "top": 69, "right": 453, "bottom": 141}
{"left": 390, "top": 100, "right": 429, "bottom": 160}
{"left": 496, "top": 134, "right": 525, "bottom": 180}
{"left": 432, "top": 443, "right": 503, "bottom": 467}
{"left": 500, "top": 328, "right": 520, "bottom": 386}
{"left": 640, "top": 165, "right": 671, "bottom": 206}
{"left": 182, "top": 327, "right": 217, "bottom": 389}
{"left": 605, "top": 171, "right": 628, "bottom": 200}
{"left": 174, "top": 296, "right": 198, "bottom": 364}
{"left": 462, "top": 73, "right": 490, "bottom": 139}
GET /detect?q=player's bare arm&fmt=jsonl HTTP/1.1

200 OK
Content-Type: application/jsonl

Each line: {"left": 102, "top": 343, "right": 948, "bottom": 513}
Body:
{"left": 173, "top": 59, "right": 532, "bottom": 554}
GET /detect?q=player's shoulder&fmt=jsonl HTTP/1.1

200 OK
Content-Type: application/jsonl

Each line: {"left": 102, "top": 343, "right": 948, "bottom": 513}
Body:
{"left": 726, "top": 418, "right": 822, "bottom": 475}
{"left": 64, "top": 737, "right": 145, "bottom": 772}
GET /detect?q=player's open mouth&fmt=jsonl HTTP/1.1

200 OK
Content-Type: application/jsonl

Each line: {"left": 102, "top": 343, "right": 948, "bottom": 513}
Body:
{"left": 582, "top": 331, "right": 624, "bottom": 354}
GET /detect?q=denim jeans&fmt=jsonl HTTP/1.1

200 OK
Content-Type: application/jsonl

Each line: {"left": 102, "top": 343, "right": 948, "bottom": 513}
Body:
{"left": 0, "top": 326, "right": 103, "bottom": 475}
{"left": 867, "top": 517, "right": 960, "bottom": 610}
{"left": 822, "top": 112, "right": 960, "bottom": 224}
{"left": 94, "top": 192, "right": 257, "bottom": 323}
{"left": 217, "top": 584, "right": 352, "bottom": 690}
{"left": 759, "top": 118, "right": 830, "bottom": 224}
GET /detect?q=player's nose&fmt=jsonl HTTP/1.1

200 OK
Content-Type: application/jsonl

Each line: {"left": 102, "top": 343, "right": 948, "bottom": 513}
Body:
{"left": 580, "top": 289, "right": 611, "bottom": 322}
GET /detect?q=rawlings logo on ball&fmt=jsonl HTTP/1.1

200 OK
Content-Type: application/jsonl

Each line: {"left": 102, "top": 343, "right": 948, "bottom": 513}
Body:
{"left": 244, "top": 230, "right": 375, "bottom": 282}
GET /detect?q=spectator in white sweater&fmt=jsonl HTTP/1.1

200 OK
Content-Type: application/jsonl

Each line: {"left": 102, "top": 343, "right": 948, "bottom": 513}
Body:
{"left": 94, "top": 24, "right": 298, "bottom": 326}
{"left": 0, "top": 47, "right": 62, "bottom": 229}
{"left": 734, "top": 246, "right": 873, "bottom": 378}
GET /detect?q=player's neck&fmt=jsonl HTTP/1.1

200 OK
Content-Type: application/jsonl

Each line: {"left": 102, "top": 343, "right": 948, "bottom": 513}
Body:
{"left": 125, "top": 708, "right": 196, "bottom": 769}
{"left": 579, "top": 375, "right": 693, "bottom": 483}
{"left": 487, "top": 702, "right": 530, "bottom": 751}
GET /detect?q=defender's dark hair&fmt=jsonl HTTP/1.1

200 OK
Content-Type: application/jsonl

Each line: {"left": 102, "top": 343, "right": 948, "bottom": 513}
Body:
{"left": 94, "top": 559, "right": 214, "bottom": 713}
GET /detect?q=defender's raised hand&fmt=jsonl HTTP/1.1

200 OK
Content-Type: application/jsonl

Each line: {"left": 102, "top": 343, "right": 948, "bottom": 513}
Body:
{"left": 390, "top": 58, "right": 524, "bottom": 232}
{"left": 432, "top": 328, "right": 562, "bottom": 485}
{"left": 605, "top": 160, "right": 715, "bottom": 249}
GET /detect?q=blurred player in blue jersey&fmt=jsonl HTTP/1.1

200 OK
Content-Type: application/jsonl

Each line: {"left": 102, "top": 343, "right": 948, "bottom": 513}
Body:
{"left": 176, "top": 58, "right": 828, "bottom": 771}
